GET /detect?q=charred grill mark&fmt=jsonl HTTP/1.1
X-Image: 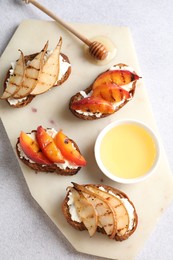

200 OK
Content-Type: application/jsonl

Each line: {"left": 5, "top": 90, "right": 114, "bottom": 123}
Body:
{"left": 104, "top": 211, "right": 113, "bottom": 216}
{"left": 87, "top": 213, "right": 95, "bottom": 219}
{"left": 108, "top": 223, "right": 114, "bottom": 227}
{"left": 64, "top": 138, "right": 69, "bottom": 144}
{"left": 96, "top": 202, "right": 103, "bottom": 207}
{"left": 28, "top": 64, "right": 40, "bottom": 71}
{"left": 121, "top": 71, "right": 126, "bottom": 84}
{"left": 114, "top": 203, "right": 123, "bottom": 209}
{"left": 25, "top": 76, "right": 38, "bottom": 81}
{"left": 20, "top": 86, "right": 29, "bottom": 91}
{"left": 13, "top": 73, "right": 22, "bottom": 77}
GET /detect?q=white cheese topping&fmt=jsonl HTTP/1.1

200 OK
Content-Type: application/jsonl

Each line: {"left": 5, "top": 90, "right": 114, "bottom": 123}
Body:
{"left": 58, "top": 54, "right": 71, "bottom": 81}
{"left": 67, "top": 191, "right": 81, "bottom": 222}
{"left": 76, "top": 110, "right": 102, "bottom": 118}
{"left": 79, "top": 90, "right": 93, "bottom": 98}
{"left": 8, "top": 96, "right": 28, "bottom": 105}
{"left": 18, "top": 128, "right": 78, "bottom": 170}
{"left": 119, "top": 197, "right": 135, "bottom": 231}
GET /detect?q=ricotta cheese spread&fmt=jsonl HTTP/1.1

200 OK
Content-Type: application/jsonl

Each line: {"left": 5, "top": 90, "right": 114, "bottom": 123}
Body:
{"left": 8, "top": 96, "right": 28, "bottom": 106}
{"left": 67, "top": 191, "right": 81, "bottom": 222}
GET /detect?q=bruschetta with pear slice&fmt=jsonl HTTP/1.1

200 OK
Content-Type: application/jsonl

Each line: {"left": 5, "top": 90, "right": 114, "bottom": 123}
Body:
{"left": 62, "top": 183, "right": 138, "bottom": 240}
{"left": 1, "top": 37, "right": 71, "bottom": 108}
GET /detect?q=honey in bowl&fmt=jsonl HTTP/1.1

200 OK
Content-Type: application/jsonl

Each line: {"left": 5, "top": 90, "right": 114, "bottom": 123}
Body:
{"left": 95, "top": 120, "right": 160, "bottom": 184}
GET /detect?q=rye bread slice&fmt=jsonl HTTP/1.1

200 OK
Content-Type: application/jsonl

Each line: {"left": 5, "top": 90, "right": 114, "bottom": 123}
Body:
{"left": 4, "top": 52, "right": 71, "bottom": 108}
{"left": 69, "top": 63, "right": 137, "bottom": 120}
{"left": 16, "top": 130, "right": 81, "bottom": 176}
{"left": 62, "top": 183, "right": 138, "bottom": 240}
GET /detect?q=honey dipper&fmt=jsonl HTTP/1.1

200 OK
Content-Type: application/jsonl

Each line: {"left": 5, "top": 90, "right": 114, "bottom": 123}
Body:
{"left": 23, "top": 0, "right": 108, "bottom": 60}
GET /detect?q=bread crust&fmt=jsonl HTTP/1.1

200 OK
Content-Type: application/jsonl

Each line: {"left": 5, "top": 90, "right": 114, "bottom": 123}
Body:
{"left": 69, "top": 63, "right": 137, "bottom": 120}
{"left": 62, "top": 183, "right": 138, "bottom": 240}
{"left": 16, "top": 130, "right": 81, "bottom": 176}
{"left": 4, "top": 52, "right": 71, "bottom": 108}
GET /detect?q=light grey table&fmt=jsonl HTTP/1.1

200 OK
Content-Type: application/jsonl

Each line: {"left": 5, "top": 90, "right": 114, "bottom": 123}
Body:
{"left": 0, "top": 1, "right": 173, "bottom": 259}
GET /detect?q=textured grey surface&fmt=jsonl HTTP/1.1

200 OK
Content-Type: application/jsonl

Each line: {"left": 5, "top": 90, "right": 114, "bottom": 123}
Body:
{"left": 0, "top": 1, "right": 173, "bottom": 259}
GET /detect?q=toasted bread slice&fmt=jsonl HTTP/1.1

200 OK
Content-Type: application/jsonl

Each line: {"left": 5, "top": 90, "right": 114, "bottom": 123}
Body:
{"left": 62, "top": 183, "right": 138, "bottom": 241}
{"left": 16, "top": 129, "right": 84, "bottom": 176}
{"left": 69, "top": 63, "right": 140, "bottom": 120}
{"left": 3, "top": 52, "right": 71, "bottom": 108}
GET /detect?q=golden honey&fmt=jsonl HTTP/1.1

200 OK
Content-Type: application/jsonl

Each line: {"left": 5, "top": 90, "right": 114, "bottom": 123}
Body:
{"left": 100, "top": 123, "right": 157, "bottom": 179}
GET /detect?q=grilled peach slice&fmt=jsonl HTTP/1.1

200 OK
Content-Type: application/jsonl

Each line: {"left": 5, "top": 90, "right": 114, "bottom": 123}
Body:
{"left": 92, "top": 83, "right": 131, "bottom": 103}
{"left": 54, "top": 130, "right": 86, "bottom": 166}
{"left": 92, "top": 70, "right": 140, "bottom": 90}
{"left": 36, "top": 126, "right": 64, "bottom": 163}
{"left": 71, "top": 96, "right": 114, "bottom": 114}
{"left": 19, "top": 131, "right": 52, "bottom": 164}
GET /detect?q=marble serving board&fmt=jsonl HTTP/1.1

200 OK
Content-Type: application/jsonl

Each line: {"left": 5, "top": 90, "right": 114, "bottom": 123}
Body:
{"left": 0, "top": 19, "right": 173, "bottom": 260}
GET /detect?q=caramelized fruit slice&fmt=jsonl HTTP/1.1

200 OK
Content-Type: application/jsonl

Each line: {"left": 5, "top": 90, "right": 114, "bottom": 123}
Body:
{"left": 92, "top": 83, "right": 131, "bottom": 103}
{"left": 31, "top": 38, "right": 62, "bottom": 95}
{"left": 14, "top": 42, "right": 48, "bottom": 98}
{"left": 19, "top": 131, "right": 52, "bottom": 165}
{"left": 69, "top": 187, "right": 98, "bottom": 237}
{"left": 73, "top": 183, "right": 117, "bottom": 239}
{"left": 85, "top": 185, "right": 129, "bottom": 236}
{"left": 92, "top": 70, "right": 140, "bottom": 90}
{"left": 36, "top": 126, "right": 64, "bottom": 163}
{"left": 54, "top": 130, "right": 86, "bottom": 166}
{"left": 71, "top": 96, "right": 114, "bottom": 114}
{"left": 1, "top": 51, "right": 25, "bottom": 99}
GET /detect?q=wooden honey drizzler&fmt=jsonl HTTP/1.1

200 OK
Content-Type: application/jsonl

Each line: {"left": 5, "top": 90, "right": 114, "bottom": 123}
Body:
{"left": 23, "top": 0, "right": 109, "bottom": 61}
